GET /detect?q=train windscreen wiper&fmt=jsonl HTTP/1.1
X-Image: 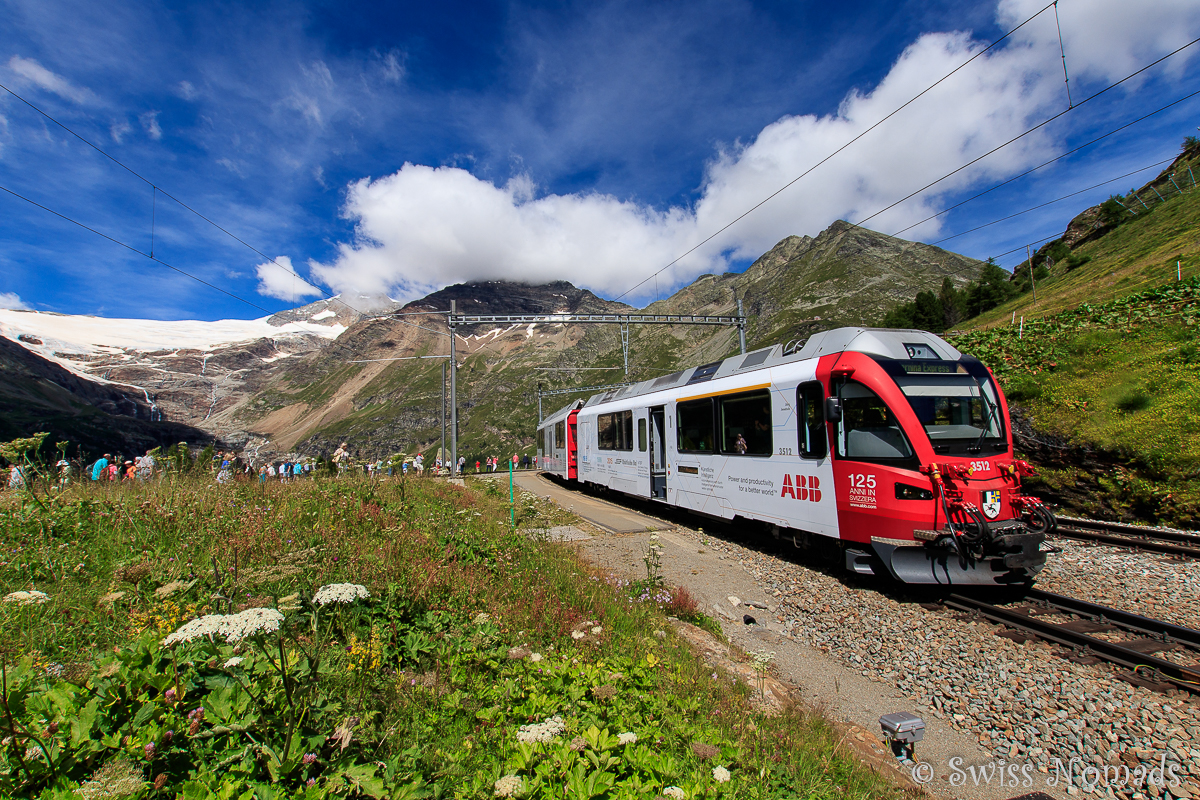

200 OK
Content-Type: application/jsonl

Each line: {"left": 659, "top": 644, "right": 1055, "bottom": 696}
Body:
{"left": 969, "top": 376, "right": 1000, "bottom": 453}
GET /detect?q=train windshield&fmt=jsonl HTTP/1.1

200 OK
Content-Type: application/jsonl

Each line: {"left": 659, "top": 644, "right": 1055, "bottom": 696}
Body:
{"left": 893, "top": 372, "right": 1007, "bottom": 455}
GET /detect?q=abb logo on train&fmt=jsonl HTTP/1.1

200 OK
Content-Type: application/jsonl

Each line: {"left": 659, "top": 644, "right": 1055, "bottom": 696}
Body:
{"left": 780, "top": 474, "right": 822, "bottom": 502}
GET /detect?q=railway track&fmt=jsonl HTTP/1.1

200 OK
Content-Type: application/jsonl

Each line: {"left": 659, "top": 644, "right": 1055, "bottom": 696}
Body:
{"left": 942, "top": 589, "right": 1200, "bottom": 696}
{"left": 1054, "top": 515, "right": 1200, "bottom": 559}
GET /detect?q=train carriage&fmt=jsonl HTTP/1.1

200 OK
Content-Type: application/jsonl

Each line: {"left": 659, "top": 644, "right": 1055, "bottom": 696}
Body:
{"left": 536, "top": 327, "right": 1055, "bottom": 586}
{"left": 537, "top": 399, "right": 582, "bottom": 479}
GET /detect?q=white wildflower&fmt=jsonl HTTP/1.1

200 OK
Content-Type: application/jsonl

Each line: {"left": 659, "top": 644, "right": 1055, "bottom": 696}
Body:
{"left": 712, "top": 766, "right": 731, "bottom": 783}
{"left": 493, "top": 775, "right": 524, "bottom": 797}
{"left": 515, "top": 715, "right": 565, "bottom": 744}
{"left": 154, "top": 580, "right": 189, "bottom": 599}
{"left": 472, "top": 612, "right": 491, "bottom": 625}
{"left": 223, "top": 608, "right": 284, "bottom": 643}
{"left": 223, "top": 656, "right": 244, "bottom": 668}
{"left": 617, "top": 732, "right": 637, "bottom": 745}
{"left": 571, "top": 630, "right": 585, "bottom": 640}
{"left": 162, "top": 614, "right": 227, "bottom": 647}
{"left": 77, "top": 757, "right": 144, "bottom": 800}
{"left": 663, "top": 788, "right": 686, "bottom": 800}
{"left": 313, "top": 583, "right": 369, "bottom": 606}
{"left": 3, "top": 590, "right": 49, "bottom": 606}
{"left": 529, "top": 652, "right": 542, "bottom": 663}
{"left": 649, "top": 534, "right": 659, "bottom": 542}
{"left": 590, "top": 626, "right": 602, "bottom": 635}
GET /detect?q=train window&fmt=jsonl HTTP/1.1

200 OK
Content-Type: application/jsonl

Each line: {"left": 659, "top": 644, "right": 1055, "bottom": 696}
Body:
{"left": 796, "top": 381, "right": 827, "bottom": 459}
{"left": 677, "top": 398, "right": 715, "bottom": 453}
{"left": 894, "top": 374, "right": 1006, "bottom": 455}
{"left": 718, "top": 390, "right": 772, "bottom": 456}
{"left": 537, "top": 428, "right": 545, "bottom": 455}
{"left": 638, "top": 418, "right": 647, "bottom": 452}
{"left": 836, "top": 381, "right": 915, "bottom": 464}
{"left": 554, "top": 420, "right": 566, "bottom": 446}
{"left": 598, "top": 410, "right": 634, "bottom": 451}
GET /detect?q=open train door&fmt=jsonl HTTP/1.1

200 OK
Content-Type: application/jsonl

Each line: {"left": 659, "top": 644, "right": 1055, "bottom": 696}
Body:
{"left": 649, "top": 406, "right": 667, "bottom": 499}
{"left": 566, "top": 409, "right": 580, "bottom": 480}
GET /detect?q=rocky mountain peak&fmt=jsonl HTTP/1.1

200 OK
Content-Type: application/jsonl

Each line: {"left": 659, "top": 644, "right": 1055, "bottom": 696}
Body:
{"left": 406, "top": 280, "right": 634, "bottom": 317}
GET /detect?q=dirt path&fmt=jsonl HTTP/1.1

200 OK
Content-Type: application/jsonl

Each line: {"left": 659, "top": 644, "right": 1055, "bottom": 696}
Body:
{"left": 512, "top": 473, "right": 1066, "bottom": 800}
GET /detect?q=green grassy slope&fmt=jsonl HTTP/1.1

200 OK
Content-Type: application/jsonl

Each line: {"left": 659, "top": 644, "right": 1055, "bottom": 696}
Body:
{"left": 0, "top": 476, "right": 901, "bottom": 798}
{"left": 952, "top": 279, "right": 1200, "bottom": 525}
{"left": 970, "top": 148, "right": 1200, "bottom": 328}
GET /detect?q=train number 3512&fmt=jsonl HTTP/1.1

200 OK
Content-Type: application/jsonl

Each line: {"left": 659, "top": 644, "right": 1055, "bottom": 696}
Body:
{"left": 969, "top": 460, "right": 992, "bottom": 473}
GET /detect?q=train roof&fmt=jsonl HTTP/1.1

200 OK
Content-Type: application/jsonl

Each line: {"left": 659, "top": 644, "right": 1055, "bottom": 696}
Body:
{"left": 541, "top": 399, "right": 583, "bottom": 426}
{"left": 570, "top": 327, "right": 962, "bottom": 410}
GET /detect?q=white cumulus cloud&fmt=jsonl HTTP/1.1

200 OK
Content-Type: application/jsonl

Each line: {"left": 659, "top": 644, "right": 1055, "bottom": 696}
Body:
{"left": 0, "top": 292, "right": 31, "bottom": 310}
{"left": 255, "top": 256, "right": 324, "bottom": 301}
{"left": 305, "top": 0, "right": 1199, "bottom": 304}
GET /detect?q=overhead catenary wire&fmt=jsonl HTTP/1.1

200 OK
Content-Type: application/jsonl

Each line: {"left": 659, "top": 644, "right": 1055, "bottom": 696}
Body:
{"left": 0, "top": 183, "right": 272, "bottom": 315}
{"left": 0, "top": 79, "right": 361, "bottom": 319}
{"left": 928, "top": 157, "right": 1174, "bottom": 247}
{"left": 765, "top": 48, "right": 1200, "bottom": 322}
{"left": 853, "top": 36, "right": 1200, "bottom": 232}
{"left": 609, "top": 0, "right": 1060, "bottom": 303}
{"left": 613, "top": 24, "right": 1198, "bottom": 305}
{"left": 889, "top": 86, "right": 1200, "bottom": 238}
{"left": 882, "top": 151, "right": 1195, "bottom": 305}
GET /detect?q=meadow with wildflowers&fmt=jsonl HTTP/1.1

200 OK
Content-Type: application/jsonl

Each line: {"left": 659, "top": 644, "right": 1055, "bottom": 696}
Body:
{"left": 0, "top": 475, "right": 902, "bottom": 799}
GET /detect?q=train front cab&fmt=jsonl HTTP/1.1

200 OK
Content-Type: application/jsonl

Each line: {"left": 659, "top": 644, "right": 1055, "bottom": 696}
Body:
{"left": 817, "top": 344, "right": 1051, "bottom": 586}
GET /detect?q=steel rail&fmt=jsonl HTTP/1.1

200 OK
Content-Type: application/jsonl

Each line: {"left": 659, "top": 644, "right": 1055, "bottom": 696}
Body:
{"left": 1024, "top": 589, "right": 1200, "bottom": 649}
{"left": 1054, "top": 528, "right": 1200, "bottom": 558}
{"left": 1058, "top": 516, "right": 1200, "bottom": 545}
{"left": 943, "top": 594, "right": 1200, "bottom": 695}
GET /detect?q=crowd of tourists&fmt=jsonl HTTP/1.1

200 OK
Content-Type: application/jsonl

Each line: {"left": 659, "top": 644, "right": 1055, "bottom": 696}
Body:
{"left": 4, "top": 440, "right": 541, "bottom": 491}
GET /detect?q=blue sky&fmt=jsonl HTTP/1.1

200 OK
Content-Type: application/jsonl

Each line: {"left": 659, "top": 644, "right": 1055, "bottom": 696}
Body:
{"left": 1, "top": 0, "right": 1198, "bottom": 320}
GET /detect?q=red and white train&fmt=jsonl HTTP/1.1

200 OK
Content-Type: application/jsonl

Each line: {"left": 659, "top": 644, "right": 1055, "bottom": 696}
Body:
{"left": 537, "top": 327, "right": 1055, "bottom": 586}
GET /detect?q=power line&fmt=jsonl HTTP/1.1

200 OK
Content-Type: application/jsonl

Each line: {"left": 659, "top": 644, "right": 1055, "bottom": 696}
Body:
{"left": 853, "top": 36, "right": 1200, "bottom": 231}
{"left": 0, "top": 183, "right": 272, "bottom": 315}
{"left": 772, "top": 39, "right": 1200, "bottom": 311}
{"left": 613, "top": 23, "right": 1198, "bottom": 305}
{"left": 346, "top": 355, "right": 451, "bottom": 363}
{"left": 889, "top": 86, "right": 1200, "bottom": 238}
{"left": 859, "top": 158, "right": 1176, "bottom": 306}
{"left": 928, "top": 158, "right": 1173, "bottom": 247}
{"left": 609, "top": 1, "right": 1059, "bottom": 302}
{"left": 0, "top": 79, "right": 357, "bottom": 317}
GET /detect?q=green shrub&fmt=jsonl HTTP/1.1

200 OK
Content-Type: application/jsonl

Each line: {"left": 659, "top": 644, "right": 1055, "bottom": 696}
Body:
{"left": 1003, "top": 376, "right": 1043, "bottom": 403}
{"left": 1115, "top": 389, "right": 1151, "bottom": 413}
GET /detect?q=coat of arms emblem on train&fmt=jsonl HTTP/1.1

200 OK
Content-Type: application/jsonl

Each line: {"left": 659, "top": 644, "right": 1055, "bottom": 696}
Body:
{"left": 981, "top": 489, "right": 1002, "bottom": 519}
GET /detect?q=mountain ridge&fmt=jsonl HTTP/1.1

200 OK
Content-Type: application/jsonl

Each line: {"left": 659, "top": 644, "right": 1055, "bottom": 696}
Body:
{"left": 1, "top": 219, "right": 985, "bottom": 460}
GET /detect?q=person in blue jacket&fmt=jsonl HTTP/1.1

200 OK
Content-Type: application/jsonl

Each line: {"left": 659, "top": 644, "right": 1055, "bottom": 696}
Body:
{"left": 91, "top": 454, "right": 111, "bottom": 481}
